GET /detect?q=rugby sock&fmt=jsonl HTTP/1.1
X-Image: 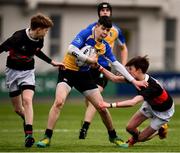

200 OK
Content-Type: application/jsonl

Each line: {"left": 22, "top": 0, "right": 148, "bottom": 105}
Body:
{"left": 45, "top": 129, "right": 53, "bottom": 139}
{"left": 25, "top": 124, "right": 33, "bottom": 137}
{"left": 108, "top": 129, "right": 117, "bottom": 138}
{"left": 82, "top": 121, "right": 90, "bottom": 130}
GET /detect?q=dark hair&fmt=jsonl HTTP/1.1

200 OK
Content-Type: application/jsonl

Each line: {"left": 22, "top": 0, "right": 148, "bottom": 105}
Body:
{"left": 126, "top": 55, "right": 149, "bottom": 73}
{"left": 97, "top": 2, "right": 112, "bottom": 17}
{"left": 30, "top": 13, "right": 53, "bottom": 30}
{"left": 98, "top": 16, "right": 112, "bottom": 29}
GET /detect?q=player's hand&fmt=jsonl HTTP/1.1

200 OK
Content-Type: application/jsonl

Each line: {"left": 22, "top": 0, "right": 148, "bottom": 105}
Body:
{"left": 86, "top": 54, "right": 98, "bottom": 64}
{"left": 51, "top": 60, "right": 66, "bottom": 70}
{"left": 131, "top": 79, "right": 148, "bottom": 90}
{"left": 99, "top": 101, "right": 111, "bottom": 108}
{"left": 91, "top": 63, "right": 100, "bottom": 69}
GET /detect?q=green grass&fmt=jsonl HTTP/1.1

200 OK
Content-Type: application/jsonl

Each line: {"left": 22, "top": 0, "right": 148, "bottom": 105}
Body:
{"left": 0, "top": 98, "right": 180, "bottom": 152}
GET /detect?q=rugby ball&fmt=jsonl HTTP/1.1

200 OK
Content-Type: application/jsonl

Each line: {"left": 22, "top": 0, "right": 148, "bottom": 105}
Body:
{"left": 76, "top": 45, "right": 96, "bottom": 67}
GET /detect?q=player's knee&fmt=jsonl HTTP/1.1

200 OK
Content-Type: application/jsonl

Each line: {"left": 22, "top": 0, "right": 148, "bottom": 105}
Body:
{"left": 54, "top": 98, "right": 65, "bottom": 109}
{"left": 22, "top": 97, "right": 32, "bottom": 106}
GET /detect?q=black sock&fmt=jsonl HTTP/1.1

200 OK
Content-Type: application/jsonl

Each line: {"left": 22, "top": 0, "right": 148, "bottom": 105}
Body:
{"left": 45, "top": 129, "right": 53, "bottom": 139}
{"left": 25, "top": 124, "right": 33, "bottom": 136}
{"left": 130, "top": 131, "right": 139, "bottom": 140}
{"left": 82, "top": 121, "right": 90, "bottom": 130}
{"left": 108, "top": 129, "right": 117, "bottom": 139}
{"left": 127, "top": 129, "right": 139, "bottom": 140}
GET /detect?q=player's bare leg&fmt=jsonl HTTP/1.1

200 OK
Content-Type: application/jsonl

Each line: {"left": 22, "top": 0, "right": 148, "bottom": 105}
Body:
{"left": 11, "top": 95, "right": 25, "bottom": 134}
{"left": 22, "top": 89, "right": 35, "bottom": 147}
{"left": 79, "top": 86, "right": 103, "bottom": 139}
{"left": 11, "top": 95, "right": 25, "bottom": 119}
{"left": 79, "top": 101, "right": 96, "bottom": 139}
{"left": 145, "top": 123, "right": 168, "bottom": 140}
{"left": 47, "top": 83, "right": 70, "bottom": 130}
{"left": 37, "top": 82, "right": 71, "bottom": 148}
{"left": 126, "top": 111, "right": 148, "bottom": 146}
{"left": 84, "top": 88, "right": 128, "bottom": 148}
{"left": 138, "top": 126, "right": 157, "bottom": 141}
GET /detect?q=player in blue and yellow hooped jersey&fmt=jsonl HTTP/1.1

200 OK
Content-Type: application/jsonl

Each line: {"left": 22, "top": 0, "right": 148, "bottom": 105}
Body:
{"left": 79, "top": 2, "right": 128, "bottom": 139}
{"left": 36, "top": 16, "right": 147, "bottom": 148}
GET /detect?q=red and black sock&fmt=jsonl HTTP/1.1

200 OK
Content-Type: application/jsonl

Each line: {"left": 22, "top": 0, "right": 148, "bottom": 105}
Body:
{"left": 25, "top": 124, "right": 33, "bottom": 137}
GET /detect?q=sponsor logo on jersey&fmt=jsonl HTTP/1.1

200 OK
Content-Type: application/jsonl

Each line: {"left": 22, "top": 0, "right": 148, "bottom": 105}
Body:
{"left": 74, "top": 37, "right": 82, "bottom": 45}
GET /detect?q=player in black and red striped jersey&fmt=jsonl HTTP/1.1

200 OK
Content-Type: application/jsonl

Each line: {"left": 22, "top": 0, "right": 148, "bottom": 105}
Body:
{"left": 99, "top": 55, "right": 174, "bottom": 147}
{"left": 0, "top": 13, "right": 65, "bottom": 147}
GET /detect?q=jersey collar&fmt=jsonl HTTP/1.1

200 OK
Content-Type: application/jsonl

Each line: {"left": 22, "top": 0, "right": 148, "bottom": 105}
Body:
{"left": 144, "top": 74, "right": 149, "bottom": 81}
{"left": 26, "top": 28, "right": 39, "bottom": 42}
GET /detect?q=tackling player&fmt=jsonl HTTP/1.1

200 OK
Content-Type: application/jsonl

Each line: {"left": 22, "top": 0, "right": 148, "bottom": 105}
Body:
{"left": 79, "top": 2, "right": 129, "bottom": 139}
{"left": 99, "top": 56, "right": 174, "bottom": 147}
{"left": 0, "top": 13, "right": 65, "bottom": 147}
{"left": 36, "top": 16, "right": 147, "bottom": 148}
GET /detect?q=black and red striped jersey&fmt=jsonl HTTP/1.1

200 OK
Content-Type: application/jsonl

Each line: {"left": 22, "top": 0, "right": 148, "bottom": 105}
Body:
{"left": 0, "top": 28, "right": 52, "bottom": 70}
{"left": 138, "top": 74, "right": 173, "bottom": 112}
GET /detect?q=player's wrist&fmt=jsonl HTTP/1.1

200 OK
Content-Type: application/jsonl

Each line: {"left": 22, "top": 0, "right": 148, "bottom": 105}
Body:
{"left": 98, "top": 66, "right": 104, "bottom": 72}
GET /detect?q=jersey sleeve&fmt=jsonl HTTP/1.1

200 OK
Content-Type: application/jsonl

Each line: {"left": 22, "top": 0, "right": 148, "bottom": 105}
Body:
{"left": 113, "top": 24, "right": 126, "bottom": 45}
{"left": 35, "top": 50, "right": 52, "bottom": 64}
{"left": 103, "top": 41, "right": 116, "bottom": 62}
{"left": 0, "top": 31, "right": 20, "bottom": 53}
{"left": 71, "top": 28, "right": 92, "bottom": 49}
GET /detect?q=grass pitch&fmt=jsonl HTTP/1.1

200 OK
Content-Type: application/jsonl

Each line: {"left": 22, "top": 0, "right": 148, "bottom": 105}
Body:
{"left": 0, "top": 98, "right": 180, "bottom": 152}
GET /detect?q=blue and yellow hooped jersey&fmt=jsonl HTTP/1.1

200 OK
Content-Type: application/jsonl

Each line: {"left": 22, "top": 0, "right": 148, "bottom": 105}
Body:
{"left": 63, "top": 27, "right": 116, "bottom": 71}
{"left": 86, "top": 22, "right": 126, "bottom": 67}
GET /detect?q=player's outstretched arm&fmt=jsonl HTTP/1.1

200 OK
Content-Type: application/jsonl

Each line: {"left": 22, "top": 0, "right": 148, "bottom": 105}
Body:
{"left": 111, "top": 61, "right": 148, "bottom": 90}
{"left": 100, "top": 95, "right": 143, "bottom": 109}
{"left": 98, "top": 65, "right": 125, "bottom": 83}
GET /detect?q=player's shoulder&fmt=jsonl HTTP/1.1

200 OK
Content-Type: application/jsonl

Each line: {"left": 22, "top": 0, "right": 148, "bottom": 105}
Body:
{"left": 112, "top": 23, "right": 122, "bottom": 33}
{"left": 13, "top": 29, "right": 25, "bottom": 35}
{"left": 78, "top": 26, "right": 93, "bottom": 38}
{"left": 12, "top": 29, "right": 26, "bottom": 38}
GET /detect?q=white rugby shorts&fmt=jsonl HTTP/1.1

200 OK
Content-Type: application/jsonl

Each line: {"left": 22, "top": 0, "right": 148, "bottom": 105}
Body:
{"left": 140, "top": 101, "right": 174, "bottom": 130}
{"left": 5, "top": 67, "right": 35, "bottom": 92}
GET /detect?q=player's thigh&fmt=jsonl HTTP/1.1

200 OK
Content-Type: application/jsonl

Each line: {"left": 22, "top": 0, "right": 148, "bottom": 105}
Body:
{"left": 84, "top": 88, "right": 104, "bottom": 109}
{"left": 127, "top": 111, "right": 148, "bottom": 128}
{"left": 22, "top": 89, "right": 34, "bottom": 103}
{"left": 55, "top": 82, "right": 71, "bottom": 101}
